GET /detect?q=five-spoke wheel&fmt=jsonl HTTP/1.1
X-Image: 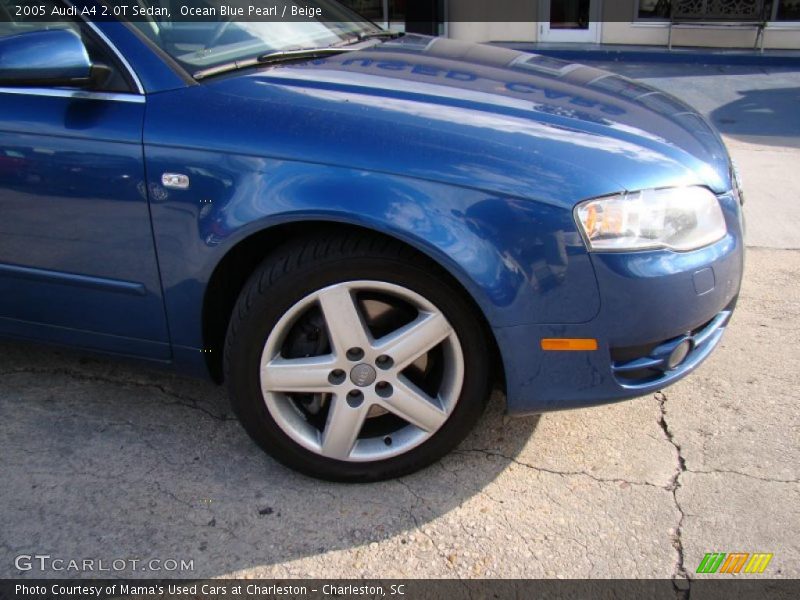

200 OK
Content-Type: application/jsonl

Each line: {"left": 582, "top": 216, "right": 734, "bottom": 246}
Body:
{"left": 224, "top": 234, "right": 491, "bottom": 481}
{"left": 260, "top": 281, "right": 464, "bottom": 462}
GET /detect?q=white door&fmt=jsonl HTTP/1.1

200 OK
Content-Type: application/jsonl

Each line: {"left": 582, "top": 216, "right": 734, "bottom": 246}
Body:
{"left": 538, "top": 0, "right": 601, "bottom": 43}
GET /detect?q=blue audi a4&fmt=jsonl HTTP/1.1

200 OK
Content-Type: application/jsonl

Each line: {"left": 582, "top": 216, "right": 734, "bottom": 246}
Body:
{"left": 0, "top": 0, "right": 744, "bottom": 481}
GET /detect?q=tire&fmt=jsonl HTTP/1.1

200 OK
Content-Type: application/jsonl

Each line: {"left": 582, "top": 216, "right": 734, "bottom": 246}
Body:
{"left": 223, "top": 233, "right": 492, "bottom": 482}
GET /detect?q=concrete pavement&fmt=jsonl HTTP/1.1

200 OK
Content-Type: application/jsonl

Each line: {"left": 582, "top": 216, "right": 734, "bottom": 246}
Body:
{"left": 1, "top": 61, "right": 799, "bottom": 582}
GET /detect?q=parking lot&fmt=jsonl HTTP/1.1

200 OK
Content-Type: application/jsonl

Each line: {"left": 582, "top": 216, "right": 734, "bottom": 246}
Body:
{"left": 1, "top": 60, "right": 798, "bottom": 581}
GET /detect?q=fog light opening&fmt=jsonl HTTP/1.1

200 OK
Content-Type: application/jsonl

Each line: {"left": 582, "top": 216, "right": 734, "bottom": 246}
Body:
{"left": 667, "top": 340, "right": 693, "bottom": 370}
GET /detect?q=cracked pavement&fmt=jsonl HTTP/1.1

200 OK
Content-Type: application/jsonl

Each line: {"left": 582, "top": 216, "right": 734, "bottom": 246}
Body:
{"left": 1, "top": 62, "right": 799, "bottom": 582}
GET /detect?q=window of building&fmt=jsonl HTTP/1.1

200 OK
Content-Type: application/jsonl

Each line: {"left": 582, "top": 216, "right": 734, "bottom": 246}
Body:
{"left": 636, "top": 0, "right": 800, "bottom": 21}
{"left": 337, "top": 0, "right": 448, "bottom": 34}
{"left": 776, "top": 0, "right": 800, "bottom": 20}
{"left": 637, "top": 0, "right": 671, "bottom": 20}
{"left": 338, "top": 0, "right": 407, "bottom": 30}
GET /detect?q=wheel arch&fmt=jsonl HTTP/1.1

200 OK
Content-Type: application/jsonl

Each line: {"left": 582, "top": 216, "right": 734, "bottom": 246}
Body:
{"left": 202, "top": 220, "right": 505, "bottom": 390}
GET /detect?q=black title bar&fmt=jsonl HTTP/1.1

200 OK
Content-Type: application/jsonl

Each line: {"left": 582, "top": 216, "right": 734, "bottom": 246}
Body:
{"left": 2, "top": 0, "right": 688, "bottom": 23}
{"left": 2, "top": 579, "right": 800, "bottom": 600}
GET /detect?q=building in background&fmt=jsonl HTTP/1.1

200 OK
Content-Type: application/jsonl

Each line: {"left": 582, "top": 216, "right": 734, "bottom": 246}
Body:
{"left": 338, "top": 0, "right": 800, "bottom": 49}
{"left": 338, "top": 0, "right": 446, "bottom": 35}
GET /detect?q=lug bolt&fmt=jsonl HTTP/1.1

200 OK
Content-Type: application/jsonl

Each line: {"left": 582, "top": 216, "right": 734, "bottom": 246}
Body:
{"left": 375, "top": 381, "right": 393, "bottom": 398}
{"left": 328, "top": 369, "right": 346, "bottom": 385}
{"left": 346, "top": 347, "right": 365, "bottom": 361}
{"left": 376, "top": 355, "right": 394, "bottom": 370}
{"left": 346, "top": 390, "right": 364, "bottom": 408}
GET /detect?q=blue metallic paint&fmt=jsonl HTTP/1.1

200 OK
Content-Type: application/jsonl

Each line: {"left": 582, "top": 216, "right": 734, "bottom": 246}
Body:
{"left": 0, "top": 86, "right": 170, "bottom": 358}
{"left": 0, "top": 20, "right": 744, "bottom": 414}
{"left": 0, "top": 263, "right": 146, "bottom": 296}
{"left": 0, "top": 29, "right": 92, "bottom": 84}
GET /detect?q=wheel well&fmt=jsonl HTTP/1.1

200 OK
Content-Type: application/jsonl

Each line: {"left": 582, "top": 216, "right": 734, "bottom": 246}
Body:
{"left": 202, "top": 222, "right": 505, "bottom": 389}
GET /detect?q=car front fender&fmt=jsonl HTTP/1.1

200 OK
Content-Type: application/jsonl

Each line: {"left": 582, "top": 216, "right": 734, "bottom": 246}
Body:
{"left": 144, "top": 148, "right": 601, "bottom": 359}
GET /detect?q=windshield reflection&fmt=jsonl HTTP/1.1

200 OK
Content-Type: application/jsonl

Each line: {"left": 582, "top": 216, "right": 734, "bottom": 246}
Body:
{"left": 127, "top": 0, "right": 378, "bottom": 70}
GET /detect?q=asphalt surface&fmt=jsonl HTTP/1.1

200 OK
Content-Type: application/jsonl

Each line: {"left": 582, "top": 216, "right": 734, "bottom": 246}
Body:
{"left": 1, "top": 62, "right": 799, "bottom": 582}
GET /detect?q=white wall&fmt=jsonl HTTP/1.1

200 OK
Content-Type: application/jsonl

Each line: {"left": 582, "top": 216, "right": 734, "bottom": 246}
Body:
{"left": 448, "top": 22, "right": 537, "bottom": 43}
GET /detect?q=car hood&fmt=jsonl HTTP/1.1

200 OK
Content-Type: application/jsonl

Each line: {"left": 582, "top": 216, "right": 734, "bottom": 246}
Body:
{"left": 202, "top": 35, "right": 733, "bottom": 205}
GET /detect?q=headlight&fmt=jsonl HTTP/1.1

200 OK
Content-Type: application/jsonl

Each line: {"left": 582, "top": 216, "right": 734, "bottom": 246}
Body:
{"left": 575, "top": 186, "right": 727, "bottom": 252}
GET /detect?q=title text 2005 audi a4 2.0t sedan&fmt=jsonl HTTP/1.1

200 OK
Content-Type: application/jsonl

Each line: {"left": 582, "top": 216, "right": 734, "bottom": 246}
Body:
{"left": 0, "top": 0, "right": 744, "bottom": 481}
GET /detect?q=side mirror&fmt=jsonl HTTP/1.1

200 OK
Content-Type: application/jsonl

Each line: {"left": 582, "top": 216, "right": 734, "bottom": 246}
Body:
{"left": 0, "top": 29, "right": 94, "bottom": 88}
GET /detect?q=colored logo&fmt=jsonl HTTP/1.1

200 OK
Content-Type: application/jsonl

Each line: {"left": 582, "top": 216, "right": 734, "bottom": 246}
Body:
{"left": 697, "top": 553, "right": 773, "bottom": 574}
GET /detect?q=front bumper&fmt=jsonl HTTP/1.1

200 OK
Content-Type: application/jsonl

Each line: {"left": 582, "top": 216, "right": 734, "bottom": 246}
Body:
{"left": 497, "top": 191, "right": 744, "bottom": 415}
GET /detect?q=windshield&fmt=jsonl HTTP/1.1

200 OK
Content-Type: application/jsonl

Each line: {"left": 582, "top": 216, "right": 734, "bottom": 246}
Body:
{"left": 126, "top": 0, "right": 380, "bottom": 74}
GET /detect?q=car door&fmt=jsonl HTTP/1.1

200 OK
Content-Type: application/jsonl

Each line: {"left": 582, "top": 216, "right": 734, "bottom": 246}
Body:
{"left": 0, "top": 10, "right": 171, "bottom": 359}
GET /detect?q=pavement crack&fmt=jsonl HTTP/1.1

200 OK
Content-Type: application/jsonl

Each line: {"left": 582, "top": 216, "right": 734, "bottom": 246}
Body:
{"left": 0, "top": 367, "right": 234, "bottom": 422}
{"left": 745, "top": 245, "right": 800, "bottom": 252}
{"left": 656, "top": 391, "right": 690, "bottom": 599}
{"left": 687, "top": 468, "right": 800, "bottom": 484}
{"left": 152, "top": 480, "right": 195, "bottom": 509}
{"left": 454, "top": 448, "right": 669, "bottom": 490}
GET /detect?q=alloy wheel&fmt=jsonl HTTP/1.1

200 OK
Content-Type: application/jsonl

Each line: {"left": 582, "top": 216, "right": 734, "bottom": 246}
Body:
{"left": 259, "top": 281, "right": 465, "bottom": 462}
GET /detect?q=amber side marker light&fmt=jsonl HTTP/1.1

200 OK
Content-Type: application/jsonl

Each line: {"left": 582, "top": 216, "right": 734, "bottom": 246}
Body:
{"left": 541, "top": 338, "right": 599, "bottom": 351}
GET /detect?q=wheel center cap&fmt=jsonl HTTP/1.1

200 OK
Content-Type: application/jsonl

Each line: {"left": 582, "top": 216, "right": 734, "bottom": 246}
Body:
{"left": 350, "top": 363, "right": 377, "bottom": 388}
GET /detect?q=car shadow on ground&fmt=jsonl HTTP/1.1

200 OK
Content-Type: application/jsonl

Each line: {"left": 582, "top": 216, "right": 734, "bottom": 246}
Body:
{"left": 709, "top": 86, "right": 800, "bottom": 148}
{"left": 0, "top": 340, "right": 538, "bottom": 578}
